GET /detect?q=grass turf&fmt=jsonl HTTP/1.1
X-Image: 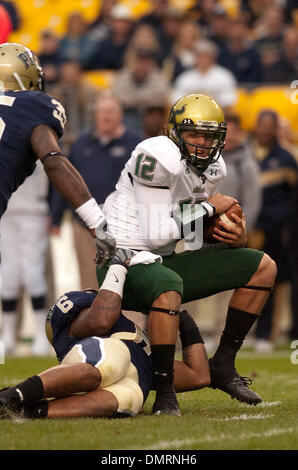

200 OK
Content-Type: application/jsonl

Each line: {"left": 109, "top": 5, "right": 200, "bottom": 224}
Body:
{"left": 0, "top": 350, "right": 297, "bottom": 451}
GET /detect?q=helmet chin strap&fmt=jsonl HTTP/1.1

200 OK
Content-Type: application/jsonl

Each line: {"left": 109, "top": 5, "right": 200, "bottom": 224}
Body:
{"left": 13, "top": 72, "right": 26, "bottom": 91}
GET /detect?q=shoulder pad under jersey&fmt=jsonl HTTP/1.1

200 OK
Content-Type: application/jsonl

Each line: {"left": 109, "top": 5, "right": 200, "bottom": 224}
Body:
{"left": 207, "top": 155, "right": 227, "bottom": 179}
{"left": 30, "top": 91, "right": 66, "bottom": 138}
{"left": 217, "top": 155, "right": 227, "bottom": 178}
{"left": 130, "top": 136, "right": 181, "bottom": 187}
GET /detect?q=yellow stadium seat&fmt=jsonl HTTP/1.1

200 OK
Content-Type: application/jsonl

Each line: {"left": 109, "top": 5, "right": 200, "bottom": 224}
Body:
{"left": 84, "top": 70, "right": 116, "bottom": 90}
{"left": 234, "top": 86, "right": 298, "bottom": 135}
{"left": 219, "top": 0, "right": 240, "bottom": 18}
{"left": 8, "top": 0, "right": 99, "bottom": 51}
{"left": 233, "top": 88, "right": 251, "bottom": 130}
{"left": 250, "top": 86, "right": 298, "bottom": 131}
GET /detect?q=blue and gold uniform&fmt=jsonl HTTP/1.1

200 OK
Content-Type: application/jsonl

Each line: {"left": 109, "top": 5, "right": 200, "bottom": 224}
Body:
{"left": 0, "top": 90, "right": 65, "bottom": 217}
{"left": 46, "top": 290, "right": 152, "bottom": 416}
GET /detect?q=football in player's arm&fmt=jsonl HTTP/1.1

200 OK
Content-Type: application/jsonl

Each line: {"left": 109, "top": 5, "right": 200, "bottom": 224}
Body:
{"left": 0, "top": 42, "right": 114, "bottom": 266}
{"left": 0, "top": 256, "right": 210, "bottom": 419}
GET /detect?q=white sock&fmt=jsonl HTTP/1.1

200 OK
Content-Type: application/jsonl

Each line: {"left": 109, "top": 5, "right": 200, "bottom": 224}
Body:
{"left": 1, "top": 312, "right": 17, "bottom": 354}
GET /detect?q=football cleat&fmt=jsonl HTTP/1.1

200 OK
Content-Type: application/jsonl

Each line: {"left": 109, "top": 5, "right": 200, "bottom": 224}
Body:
{"left": 209, "top": 359, "right": 262, "bottom": 405}
{"left": 0, "top": 386, "right": 20, "bottom": 406}
{"left": 152, "top": 384, "right": 182, "bottom": 416}
{"left": 0, "top": 387, "right": 23, "bottom": 419}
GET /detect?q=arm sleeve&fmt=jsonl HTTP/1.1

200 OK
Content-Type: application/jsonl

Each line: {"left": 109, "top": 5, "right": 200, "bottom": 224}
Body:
{"left": 134, "top": 181, "right": 181, "bottom": 250}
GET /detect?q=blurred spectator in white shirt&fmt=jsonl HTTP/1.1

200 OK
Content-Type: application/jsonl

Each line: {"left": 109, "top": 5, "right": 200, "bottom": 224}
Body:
{"left": 171, "top": 38, "right": 237, "bottom": 111}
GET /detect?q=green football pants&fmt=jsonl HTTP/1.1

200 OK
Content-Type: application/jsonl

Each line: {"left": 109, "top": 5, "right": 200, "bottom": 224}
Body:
{"left": 96, "top": 246, "right": 264, "bottom": 314}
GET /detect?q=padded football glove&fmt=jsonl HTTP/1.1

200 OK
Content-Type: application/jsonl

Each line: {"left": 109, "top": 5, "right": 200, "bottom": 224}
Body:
{"left": 94, "top": 220, "right": 116, "bottom": 268}
{"left": 110, "top": 248, "right": 138, "bottom": 269}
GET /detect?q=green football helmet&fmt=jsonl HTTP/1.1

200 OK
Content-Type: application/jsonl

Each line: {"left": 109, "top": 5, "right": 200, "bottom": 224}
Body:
{"left": 0, "top": 42, "right": 44, "bottom": 92}
{"left": 168, "top": 94, "right": 227, "bottom": 173}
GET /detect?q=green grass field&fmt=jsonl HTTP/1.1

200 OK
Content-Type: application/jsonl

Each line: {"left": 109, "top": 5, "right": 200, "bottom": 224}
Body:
{"left": 0, "top": 349, "right": 297, "bottom": 451}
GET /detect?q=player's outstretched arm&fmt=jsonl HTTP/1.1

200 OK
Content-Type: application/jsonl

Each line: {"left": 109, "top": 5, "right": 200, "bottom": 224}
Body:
{"left": 31, "top": 125, "right": 96, "bottom": 212}
{"left": 173, "top": 310, "right": 210, "bottom": 392}
{"left": 31, "top": 124, "right": 116, "bottom": 265}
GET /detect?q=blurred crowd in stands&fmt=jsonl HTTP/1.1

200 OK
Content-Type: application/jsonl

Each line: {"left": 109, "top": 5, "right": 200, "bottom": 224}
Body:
{"left": 0, "top": 0, "right": 298, "bottom": 355}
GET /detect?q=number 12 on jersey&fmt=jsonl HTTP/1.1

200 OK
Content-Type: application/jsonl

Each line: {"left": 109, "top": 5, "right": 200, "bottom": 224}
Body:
{"left": 135, "top": 153, "right": 157, "bottom": 181}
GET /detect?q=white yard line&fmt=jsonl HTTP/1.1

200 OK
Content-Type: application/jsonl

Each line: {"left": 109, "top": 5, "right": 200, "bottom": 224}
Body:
{"left": 139, "top": 427, "right": 296, "bottom": 450}
{"left": 258, "top": 401, "right": 282, "bottom": 407}
{"left": 209, "top": 413, "right": 274, "bottom": 421}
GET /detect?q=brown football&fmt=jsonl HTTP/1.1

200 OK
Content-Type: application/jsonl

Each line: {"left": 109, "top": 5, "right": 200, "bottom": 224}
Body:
{"left": 203, "top": 203, "right": 243, "bottom": 244}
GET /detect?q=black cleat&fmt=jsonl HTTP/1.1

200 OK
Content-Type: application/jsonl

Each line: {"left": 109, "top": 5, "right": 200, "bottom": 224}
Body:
{"left": 152, "top": 384, "right": 182, "bottom": 416}
{"left": 209, "top": 359, "right": 262, "bottom": 405}
{"left": 0, "top": 387, "right": 13, "bottom": 408}
{"left": 0, "top": 388, "right": 23, "bottom": 419}
{"left": 0, "top": 386, "right": 20, "bottom": 406}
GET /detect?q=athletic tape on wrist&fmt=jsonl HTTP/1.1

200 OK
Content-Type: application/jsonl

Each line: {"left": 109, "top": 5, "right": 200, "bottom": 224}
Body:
{"left": 75, "top": 198, "right": 105, "bottom": 230}
{"left": 201, "top": 201, "right": 215, "bottom": 218}
{"left": 99, "top": 264, "right": 127, "bottom": 297}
